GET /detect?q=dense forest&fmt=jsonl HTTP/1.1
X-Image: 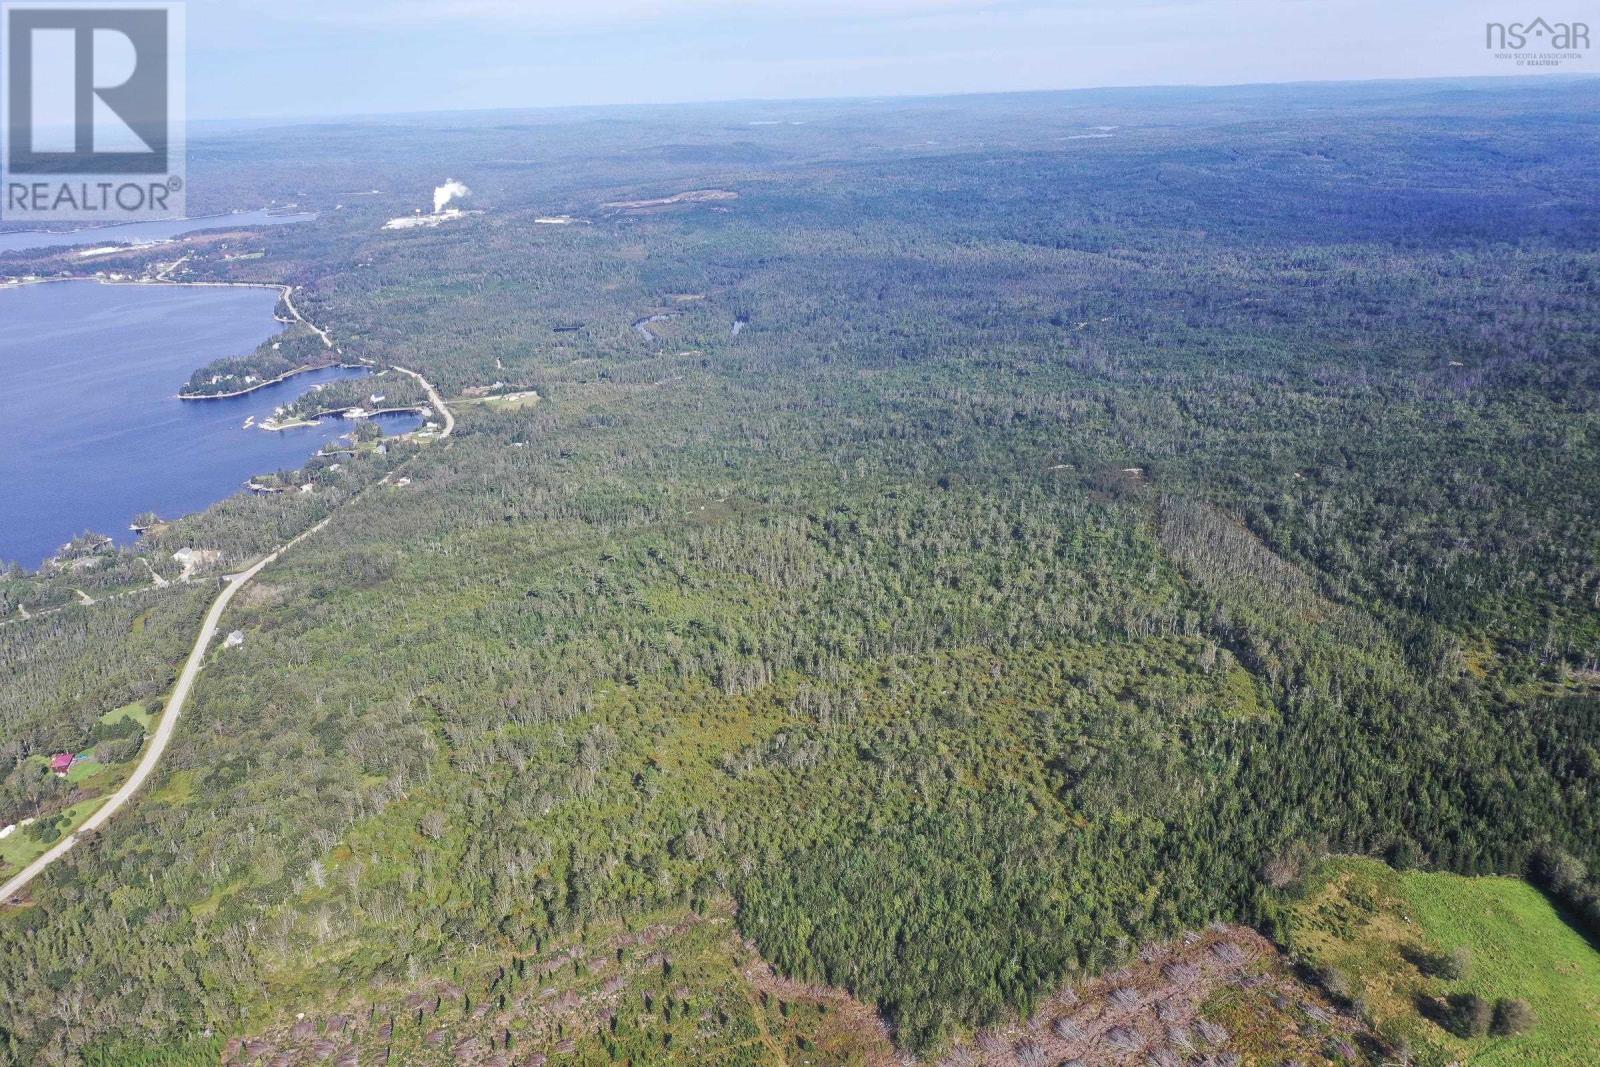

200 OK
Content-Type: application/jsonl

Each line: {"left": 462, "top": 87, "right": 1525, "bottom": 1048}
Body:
{"left": 1, "top": 77, "right": 1598, "bottom": 1064}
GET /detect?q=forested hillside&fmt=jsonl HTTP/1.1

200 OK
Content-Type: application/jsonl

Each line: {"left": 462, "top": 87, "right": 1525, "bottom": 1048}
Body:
{"left": 2, "top": 78, "right": 1598, "bottom": 1065}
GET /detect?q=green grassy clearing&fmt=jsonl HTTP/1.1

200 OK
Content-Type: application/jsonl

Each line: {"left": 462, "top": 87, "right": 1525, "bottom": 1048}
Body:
{"left": 100, "top": 701, "right": 157, "bottom": 731}
{"left": 64, "top": 757, "right": 107, "bottom": 784}
{"left": 1287, "top": 857, "right": 1600, "bottom": 1066}
{"left": 0, "top": 796, "right": 110, "bottom": 875}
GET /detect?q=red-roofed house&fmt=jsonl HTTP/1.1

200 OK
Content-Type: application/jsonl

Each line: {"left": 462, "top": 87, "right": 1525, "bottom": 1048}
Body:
{"left": 50, "top": 752, "right": 74, "bottom": 775}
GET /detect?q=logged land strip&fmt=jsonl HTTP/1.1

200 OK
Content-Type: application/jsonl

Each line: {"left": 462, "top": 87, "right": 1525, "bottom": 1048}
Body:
{"left": 0, "top": 372, "right": 453, "bottom": 905}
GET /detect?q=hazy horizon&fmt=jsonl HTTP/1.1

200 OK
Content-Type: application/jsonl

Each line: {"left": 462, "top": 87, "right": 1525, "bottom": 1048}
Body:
{"left": 185, "top": 69, "right": 1600, "bottom": 129}
{"left": 186, "top": 0, "right": 1597, "bottom": 121}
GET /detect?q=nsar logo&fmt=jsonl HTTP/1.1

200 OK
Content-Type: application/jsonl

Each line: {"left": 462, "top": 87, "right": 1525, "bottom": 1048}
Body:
{"left": 1485, "top": 16, "right": 1590, "bottom": 67}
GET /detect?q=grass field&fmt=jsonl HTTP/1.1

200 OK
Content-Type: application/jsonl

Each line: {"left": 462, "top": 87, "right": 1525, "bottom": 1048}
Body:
{"left": 0, "top": 796, "right": 109, "bottom": 876}
{"left": 100, "top": 701, "right": 157, "bottom": 731}
{"left": 1287, "top": 857, "right": 1600, "bottom": 1066}
{"left": 64, "top": 756, "right": 107, "bottom": 784}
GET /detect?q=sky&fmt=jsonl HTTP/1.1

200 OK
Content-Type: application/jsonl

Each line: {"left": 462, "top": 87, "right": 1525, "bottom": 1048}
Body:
{"left": 182, "top": 0, "right": 1597, "bottom": 120}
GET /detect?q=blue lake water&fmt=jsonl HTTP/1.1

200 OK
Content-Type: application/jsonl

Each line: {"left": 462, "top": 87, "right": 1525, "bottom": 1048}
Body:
{"left": 0, "top": 281, "right": 419, "bottom": 569}
{"left": 0, "top": 210, "right": 316, "bottom": 256}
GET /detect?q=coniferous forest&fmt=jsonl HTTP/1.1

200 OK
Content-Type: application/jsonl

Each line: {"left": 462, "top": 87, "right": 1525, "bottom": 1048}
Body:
{"left": 1, "top": 78, "right": 1599, "bottom": 1065}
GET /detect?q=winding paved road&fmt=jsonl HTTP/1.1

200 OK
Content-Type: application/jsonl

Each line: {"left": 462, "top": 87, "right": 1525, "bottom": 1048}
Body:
{"left": 1, "top": 370, "right": 454, "bottom": 905}
{"left": 174, "top": 281, "right": 336, "bottom": 348}
{"left": 392, "top": 365, "right": 455, "bottom": 436}
{"left": 0, "top": 519, "right": 329, "bottom": 904}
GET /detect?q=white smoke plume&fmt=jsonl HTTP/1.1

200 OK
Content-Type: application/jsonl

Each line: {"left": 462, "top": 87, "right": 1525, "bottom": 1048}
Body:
{"left": 433, "top": 179, "right": 471, "bottom": 215}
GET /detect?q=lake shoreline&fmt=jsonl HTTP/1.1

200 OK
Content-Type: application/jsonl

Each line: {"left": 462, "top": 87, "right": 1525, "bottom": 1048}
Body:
{"left": 0, "top": 208, "right": 297, "bottom": 240}
{"left": 0, "top": 209, "right": 317, "bottom": 256}
{"left": 0, "top": 275, "right": 363, "bottom": 400}
{"left": 178, "top": 359, "right": 372, "bottom": 401}
{"left": 0, "top": 281, "right": 398, "bottom": 569}
{"left": 261, "top": 404, "right": 430, "bottom": 432}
